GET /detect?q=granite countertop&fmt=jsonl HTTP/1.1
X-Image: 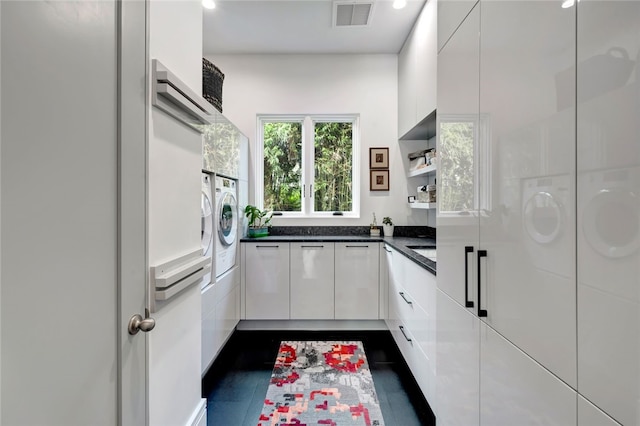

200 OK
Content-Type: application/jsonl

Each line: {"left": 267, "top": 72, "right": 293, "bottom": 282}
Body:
{"left": 240, "top": 234, "right": 436, "bottom": 275}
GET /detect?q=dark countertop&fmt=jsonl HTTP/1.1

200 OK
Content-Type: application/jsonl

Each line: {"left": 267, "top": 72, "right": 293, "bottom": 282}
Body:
{"left": 240, "top": 235, "right": 436, "bottom": 275}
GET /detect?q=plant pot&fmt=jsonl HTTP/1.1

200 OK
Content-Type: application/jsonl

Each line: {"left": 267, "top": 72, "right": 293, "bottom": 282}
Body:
{"left": 383, "top": 224, "right": 394, "bottom": 237}
{"left": 248, "top": 226, "right": 269, "bottom": 238}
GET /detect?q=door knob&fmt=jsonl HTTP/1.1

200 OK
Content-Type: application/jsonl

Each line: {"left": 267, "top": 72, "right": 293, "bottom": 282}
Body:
{"left": 128, "top": 309, "right": 156, "bottom": 335}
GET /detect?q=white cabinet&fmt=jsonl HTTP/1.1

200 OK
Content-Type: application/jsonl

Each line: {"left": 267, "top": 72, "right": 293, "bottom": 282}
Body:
{"left": 243, "top": 242, "right": 290, "bottom": 319}
{"left": 435, "top": 289, "right": 480, "bottom": 426}
{"left": 479, "top": 323, "right": 577, "bottom": 426}
{"left": 576, "top": 2, "right": 640, "bottom": 425}
{"left": 398, "top": 0, "right": 437, "bottom": 138}
{"left": 479, "top": 0, "right": 577, "bottom": 387}
{"left": 335, "top": 243, "right": 379, "bottom": 319}
{"left": 290, "top": 243, "right": 335, "bottom": 319}
{"left": 385, "top": 244, "right": 437, "bottom": 406}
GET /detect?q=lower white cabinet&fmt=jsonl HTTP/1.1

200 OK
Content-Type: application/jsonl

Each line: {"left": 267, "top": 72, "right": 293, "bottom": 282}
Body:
{"left": 385, "top": 245, "right": 437, "bottom": 405}
{"left": 244, "top": 242, "right": 290, "bottom": 319}
{"left": 290, "top": 243, "right": 335, "bottom": 319}
{"left": 335, "top": 242, "right": 380, "bottom": 319}
{"left": 479, "top": 322, "right": 577, "bottom": 426}
{"left": 435, "top": 289, "right": 480, "bottom": 426}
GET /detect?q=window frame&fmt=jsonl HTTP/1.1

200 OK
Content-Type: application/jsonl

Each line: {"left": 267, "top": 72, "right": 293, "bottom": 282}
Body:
{"left": 256, "top": 114, "right": 360, "bottom": 219}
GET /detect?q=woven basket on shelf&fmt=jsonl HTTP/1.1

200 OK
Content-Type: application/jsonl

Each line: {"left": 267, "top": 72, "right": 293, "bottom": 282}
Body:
{"left": 202, "top": 58, "right": 224, "bottom": 113}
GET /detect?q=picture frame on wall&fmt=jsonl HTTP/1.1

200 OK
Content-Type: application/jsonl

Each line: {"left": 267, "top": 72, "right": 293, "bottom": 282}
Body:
{"left": 370, "top": 170, "right": 390, "bottom": 191}
{"left": 369, "top": 147, "right": 389, "bottom": 169}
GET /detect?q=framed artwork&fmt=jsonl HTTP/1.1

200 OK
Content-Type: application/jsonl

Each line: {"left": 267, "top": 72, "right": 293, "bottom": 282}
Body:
{"left": 369, "top": 147, "right": 389, "bottom": 169}
{"left": 370, "top": 170, "right": 390, "bottom": 191}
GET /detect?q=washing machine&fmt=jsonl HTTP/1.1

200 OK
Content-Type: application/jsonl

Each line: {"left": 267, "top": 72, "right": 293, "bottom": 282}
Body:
{"left": 215, "top": 176, "right": 238, "bottom": 278}
{"left": 522, "top": 174, "right": 573, "bottom": 278}
{"left": 578, "top": 167, "right": 640, "bottom": 301}
{"left": 201, "top": 173, "right": 214, "bottom": 288}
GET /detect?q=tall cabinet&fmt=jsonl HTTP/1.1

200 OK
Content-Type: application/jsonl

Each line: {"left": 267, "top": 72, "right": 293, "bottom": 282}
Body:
{"left": 436, "top": 1, "right": 577, "bottom": 424}
{"left": 576, "top": 2, "right": 640, "bottom": 425}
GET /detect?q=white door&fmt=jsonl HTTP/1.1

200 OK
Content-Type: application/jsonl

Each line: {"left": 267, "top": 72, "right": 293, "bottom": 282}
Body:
{"left": 290, "top": 243, "right": 335, "bottom": 319}
{"left": 244, "top": 243, "right": 290, "bottom": 319}
{"left": 334, "top": 243, "right": 380, "bottom": 319}
{"left": 1, "top": 0, "right": 147, "bottom": 424}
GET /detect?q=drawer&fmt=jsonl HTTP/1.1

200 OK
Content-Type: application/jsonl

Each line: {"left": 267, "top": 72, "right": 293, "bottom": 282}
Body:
{"left": 398, "top": 254, "right": 436, "bottom": 313}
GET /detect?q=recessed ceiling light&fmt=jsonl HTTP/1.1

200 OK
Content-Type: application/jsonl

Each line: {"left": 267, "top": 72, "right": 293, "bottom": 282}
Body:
{"left": 202, "top": 0, "right": 216, "bottom": 10}
{"left": 393, "top": 0, "right": 407, "bottom": 9}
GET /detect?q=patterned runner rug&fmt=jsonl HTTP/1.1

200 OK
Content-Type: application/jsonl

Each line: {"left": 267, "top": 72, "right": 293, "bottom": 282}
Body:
{"left": 258, "top": 341, "right": 385, "bottom": 426}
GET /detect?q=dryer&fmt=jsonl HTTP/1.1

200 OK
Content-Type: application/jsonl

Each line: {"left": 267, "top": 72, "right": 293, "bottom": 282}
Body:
{"left": 215, "top": 176, "right": 238, "bottom": 278}
{"left": 201, "top": 173, "right": 214, "bottom": 288}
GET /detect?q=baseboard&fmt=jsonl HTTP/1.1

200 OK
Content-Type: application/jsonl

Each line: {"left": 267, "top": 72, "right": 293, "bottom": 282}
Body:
{"left": 187, "top": 398, "right": 207, "bottom": 426}
{"left": 237, "top": 319, "right": 388, "bottom": 331}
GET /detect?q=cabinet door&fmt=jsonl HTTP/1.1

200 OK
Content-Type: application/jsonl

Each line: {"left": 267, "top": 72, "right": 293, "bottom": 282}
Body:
{"left": 244, "top": 243, "right": 290, "bottom": 319}
{"left": 335, "top": 243, "right": 379, "bottom": 319}
{"left": 479, "top": 323, "right": 577, "bottom": 426}
{"left": 576, "top": 2, "right": 640, "bottom": 425}
{"left": 215, "top": 284, "right": 239, "bottom": 351}
{"left": 398, "top": 30, "right": 417, "bottom": 138}
{"left": 290, "top": 243, "right": 335, "bottom": 319}
{"left": 436, "top": 289, "right": 479, "bottom": 426}
{"left": 415, "top": 0, "right": 437, "bottom": 121}
{"left": 436, "top": 3, "right": 480, "bottom": 310}
{"left": 479, "top": 0, "right": 577, "bottom": 387}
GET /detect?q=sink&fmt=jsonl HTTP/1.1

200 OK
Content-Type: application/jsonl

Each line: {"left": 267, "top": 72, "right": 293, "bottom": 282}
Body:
{"left": 407, "top": 245, "right": 436, "bottom": 261}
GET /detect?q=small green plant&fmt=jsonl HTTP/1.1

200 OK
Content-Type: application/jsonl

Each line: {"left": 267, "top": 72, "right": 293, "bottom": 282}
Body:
{"left": 382, "top": 217, "right": 393, "bottom": 226}
{"left": 244, "top": 205, "right": 272, "bottom": 229}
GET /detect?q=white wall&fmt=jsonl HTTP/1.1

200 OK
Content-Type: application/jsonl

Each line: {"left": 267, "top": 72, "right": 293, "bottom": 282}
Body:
{"left": 148, "top": 1, "right": 205, "bottom": 425}
{"left": 206, "top": 54, "right": 432, "bottom": 227}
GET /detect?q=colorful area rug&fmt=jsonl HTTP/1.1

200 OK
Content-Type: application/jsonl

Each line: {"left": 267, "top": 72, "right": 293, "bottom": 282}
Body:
{"left": 258, "top": 341, "right": 385, "bottom": 426}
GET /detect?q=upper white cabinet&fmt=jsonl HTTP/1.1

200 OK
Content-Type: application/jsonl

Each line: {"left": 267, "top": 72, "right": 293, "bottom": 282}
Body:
{"left": 202, "top": 113, "right": 245, "bottom": 179}
{"left": 398, "top": 0, "right": 437, "bottom": 138}
{"left": 335, "top": 243, "right": 379, "bottom": 319}
{"left": 290, "top": 243, "right": 335, "bottom": 319}
{"left": 479, "top": 0, "right": 577, "bottom": 388}
{"left": 243, "top": 242, "right": 290, "bottom": 319}
{"left": 576, "top": 2, "right": 640, "bottom": 425}
{"left": 437, "top": 0, "right": 478, "bottom": 52}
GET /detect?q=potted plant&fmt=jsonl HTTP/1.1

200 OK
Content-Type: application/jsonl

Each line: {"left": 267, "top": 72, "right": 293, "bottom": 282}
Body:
{"left": 382, "top": 216, "right": 394, "bottom": 237}
{"left": 370, "top": 213, "right": 381, "bottom": 237}
{"left": 244, "top": 205, "right": 272, "bottom": 238}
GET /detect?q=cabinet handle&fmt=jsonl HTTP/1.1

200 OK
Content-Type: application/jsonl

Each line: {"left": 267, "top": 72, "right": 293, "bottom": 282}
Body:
{"left": 465, "top": 246, "right": 474, "bottom": 308}
{"left": 383, "top": 247, "right": 392, "bottom": 253}
{"left": 477, "top": 250, "right": 488, "bottom": 317}
{"left": 346, "top": 245, "right": 368, "bottom": 248}
{"left": 399, "top": 325, "right": 412, "bottom": 342}
{"left": 256, "top": 245, "right": 279, "bottom": 248}
{"left": 301, "top": 245, "right": 324, "bottom": 248}
{"left": 399, "top": 291, "right": 412, "bottom": 305}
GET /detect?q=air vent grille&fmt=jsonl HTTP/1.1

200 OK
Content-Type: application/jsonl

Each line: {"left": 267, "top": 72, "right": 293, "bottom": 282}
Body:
{"left": 334, "top": 2, "right": 373, "bottom": 27}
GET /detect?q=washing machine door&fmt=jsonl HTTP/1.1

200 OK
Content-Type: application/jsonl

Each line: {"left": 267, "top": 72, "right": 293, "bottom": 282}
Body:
{"left": 524, "top": 191, "right": 563, "bottom": 244}
{"left": 583, "top": 189, "right": 640, "bottom": 258}
{"left": 218, "top": 191, "right": 238, "bottom": 246}
{"left": 201, "top": 191, "right": 213, "bottom": 256}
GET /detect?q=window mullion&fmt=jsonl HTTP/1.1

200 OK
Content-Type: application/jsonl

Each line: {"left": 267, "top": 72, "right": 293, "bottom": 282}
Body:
{"left": 304, "top": 116, "right": 314, "bottom": 215}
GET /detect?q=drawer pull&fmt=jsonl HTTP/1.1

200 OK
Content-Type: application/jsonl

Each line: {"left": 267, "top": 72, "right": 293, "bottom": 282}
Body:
{"left": 256, "top": 245, "right": 279, "bottom": 248}
{"left": 346, "top": 245, "right": 369, "bottom": 248}
{"left": 383, "top": 247, "right": 392, "bottom": 253}
{"left": 301, "top": 245, "right": 324, "bottom": 248}
{"left": 399, "top": 325, "right": 412, "bottom": 342}
{"left": 399, "top": 291, "right": 412, "bottom": 305}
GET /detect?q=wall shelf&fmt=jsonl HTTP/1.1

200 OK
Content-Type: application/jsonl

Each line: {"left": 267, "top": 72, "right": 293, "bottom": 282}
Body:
{"left": 407, "top": 164, "right": 436, "bottom": 178}
{"left": 409, "top": 202, "right": 436, "bottom": 210}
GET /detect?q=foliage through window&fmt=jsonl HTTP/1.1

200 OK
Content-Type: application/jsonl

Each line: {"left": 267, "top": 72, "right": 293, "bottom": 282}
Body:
{"left": 259, "top": 115, "right": 359, "bottom": 217}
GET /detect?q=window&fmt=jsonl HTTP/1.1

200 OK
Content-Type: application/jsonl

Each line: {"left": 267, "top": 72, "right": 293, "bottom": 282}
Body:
{"left": 257, "top": 115, "right": 360, "bottom": 217}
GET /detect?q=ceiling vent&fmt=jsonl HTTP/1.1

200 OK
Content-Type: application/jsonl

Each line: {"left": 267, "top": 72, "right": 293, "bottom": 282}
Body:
{"left": 333, "top": 1, "right": 374, "bottom": 27}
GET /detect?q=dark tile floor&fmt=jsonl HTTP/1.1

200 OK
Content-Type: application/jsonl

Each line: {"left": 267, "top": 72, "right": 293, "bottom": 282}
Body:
{"left": 202, "top": 330, "right": 436, "bottom": 426}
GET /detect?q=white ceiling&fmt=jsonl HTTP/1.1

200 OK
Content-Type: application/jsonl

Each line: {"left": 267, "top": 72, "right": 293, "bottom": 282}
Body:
{"left": 202, "top": 0, "right": 427, "bottom": 55}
